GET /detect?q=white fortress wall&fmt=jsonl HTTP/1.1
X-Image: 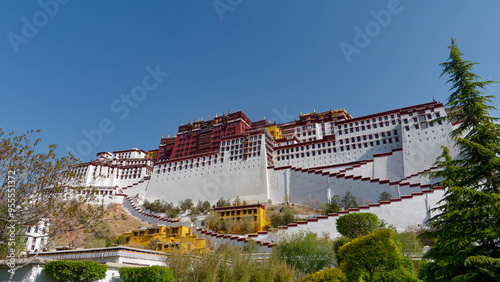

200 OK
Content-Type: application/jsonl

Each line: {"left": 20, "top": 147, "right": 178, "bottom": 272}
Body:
{"left": 288, "top": 168, "right": 330, "bottom": 204}
{"left": 267, "top": 168, "right": 289, "bottom": 203}
{"left": 121, "top": 178, "right": 150, "bottom": 199}
{"left": 251, "top": 188, "right": 445, "bottom": 243}
{"left": 401, "top": 106, "right": 458, "bottom": 177}
{"left": 328, "top": 175, "right": 399, "bottom": 203}
{"left": 146, "top": 135, "right": 270, "bottom": 205}
{"left": 372, "top": 149, "right": 404, "bottom": 181}
{"left": 336, "top": 160, "right": 374, "bottom": 178}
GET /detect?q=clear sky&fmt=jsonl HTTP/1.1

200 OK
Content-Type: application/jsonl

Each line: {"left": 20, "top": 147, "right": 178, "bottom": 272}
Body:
{"left": 1, "top": 0, "right": 499, "bottom": 162}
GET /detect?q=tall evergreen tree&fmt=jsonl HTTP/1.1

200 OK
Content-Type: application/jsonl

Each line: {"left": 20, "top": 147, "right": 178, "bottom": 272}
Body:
{"left": 420, "top": 38, "right": 500, "bottom": 281}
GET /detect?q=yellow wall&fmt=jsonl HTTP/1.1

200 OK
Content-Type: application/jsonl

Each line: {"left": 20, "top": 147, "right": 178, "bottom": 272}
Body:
{"left": 213, "top": 204, "right": 269, "bottom": 234}
{"left": 265, "top": 125, "right": 283, "bottom": 140}
{"left": 122, "top": 225, "right": 207, "bottom": 253}
{"left": 147, "top": 150, "right": 158, "bottom": 159}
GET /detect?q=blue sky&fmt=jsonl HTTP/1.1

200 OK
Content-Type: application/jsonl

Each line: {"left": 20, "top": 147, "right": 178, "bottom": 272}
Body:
{"left": 1, "top": 0, "right": 499, "bottom": 162}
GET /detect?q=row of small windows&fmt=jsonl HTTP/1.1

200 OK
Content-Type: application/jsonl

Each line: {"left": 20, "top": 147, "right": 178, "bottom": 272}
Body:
{"left": 338, "top": 120, "right": 398, "bottom": 135}
{"left": 276, "top": 136, "right": 401, "bottom": 161}
{"left": 116, "top": 153, "right": 132, "bottom": 159}
{"left": 75, "top": 189, "right": 113, "bottom": 195}
{"left": 158, "top": 155, "right": 220, "bottom": 168}
{"left": 120, "top": 174, "right": 141, "bottom": 179}
{"left": 276, "top": 149, "right": 335, "bottom": 160}
{"left": 229, "top": 152, "right": 260, "bottom": 161}
{"left": 338, "top": 137, "right": 399, "bottom": 151}
{"left": 116, "top": 160, "right": 148, "bottom": 166}
{"left": 221, "top": 135, "right": 262, "bottom": 146}
{"left": 229, "top": 147, "right": 259, "bottom": 155}
{"left": 404, "top": 120, "right": 441, "bottom": 131}
{"left": 276, "top": 142, "right": 335, "bottom": 155}
{"left": 339, "top": 130, "right": 398, "bottom": 144}
{"left": 338, "top": 114, "right": 398, "bottom": 130}
{"left": 156, "top": 159, "right": 224, "bottom": 173}
{"left": 403, "top": 112, "right": 440, "bottom": 124}
{"left": 218, "top": 208, "right": 258, "bottom": 217}
{"left": 298, "top": 130, "right": 316, "bottom": 137}
{"left": 222, "top": 141, "right": 261, "bottom": 151}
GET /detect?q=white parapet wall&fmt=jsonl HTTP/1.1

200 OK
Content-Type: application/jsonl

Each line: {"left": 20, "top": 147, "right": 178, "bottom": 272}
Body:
{"left": 145, "top": 154, "right": 270, "bottom": 204}
{"left": 251, "top": 187, "right": 444, "bottom": 244}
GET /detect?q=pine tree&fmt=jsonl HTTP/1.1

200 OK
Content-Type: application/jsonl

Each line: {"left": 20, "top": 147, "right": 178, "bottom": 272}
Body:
{"left": 420, "top": 38, "right": 500, "bottom": 281}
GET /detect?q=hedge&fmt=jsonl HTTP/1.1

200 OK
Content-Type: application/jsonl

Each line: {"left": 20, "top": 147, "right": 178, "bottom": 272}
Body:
{"left": 44, "top": 260, "right": 107, "bottom": 282}
{"left": 302, "top": 267, "right": 347, "bottom": 282}
{"left": 119, "top": 265, "right": 173, "bottom": 282}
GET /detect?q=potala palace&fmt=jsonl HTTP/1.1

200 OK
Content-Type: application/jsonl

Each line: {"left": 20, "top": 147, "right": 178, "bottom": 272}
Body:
{"left": 66, "top": 100, "right": 459, "bottom": 247}
{"left": 75, "top": 101, "right": 457, "bottom": 205}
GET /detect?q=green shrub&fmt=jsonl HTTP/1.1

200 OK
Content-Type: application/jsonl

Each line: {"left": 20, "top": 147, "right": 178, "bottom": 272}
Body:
{"left": 336, "top": 212, "right": 384, "bottom": 239}
{"left": 274, "top": 232, "right": 335, "bottom": 274}
{"left": 338, "top": 229, "right": 419, "bottom": 282}
{"left": 116, "top": 235, "right": 127, "bottom": 245}
{"left": 270, "top": 208, "right": 296, "bottom": 227}
{"left": 302, "top": 267, "right": 347, "bottom": 282}
{"left": 119, "top": 266, "right": 173, "bottom": 282}
{"left": 44, "top": 260, "right": 107, "bottom": 282}
{"left": 374, "top": 258, "right": 419, "bottom": 282}
{"left": 332, "top": 236, "right": 351, "bottom": 265}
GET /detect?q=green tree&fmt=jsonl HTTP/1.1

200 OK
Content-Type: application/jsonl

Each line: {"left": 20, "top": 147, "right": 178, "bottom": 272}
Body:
{"left": 338, "top": 229, "right": 414, "bottom": 282}
{"left": 270, "top": 207, "right": 296, "bottom": 228}
{"left": 340, "top": 191, "right": 358, "bottom": 210}
{"left": 233, "top": 196, "right": 241, "bottom": 206}
{"left": 196, "top": 200, "right": 211, "bottom": 213}
{"left": 321, "top": 195, "right": 340, "bottom": 214}
{"left": 321, "top": 191, "right": 359, "bottom": 214}
{"left": 420, "top": 38, "right": 500, "bottom": 281}
{"left": 202, "top": 200, "right": 211, "bottom": 211}
{"left": 373, "top": 257, "right": 419, "bottom": 282}
{"left": 332, "top": 236, "right": 351, "bottom": 264}
{"left": 179, "top": 198, "right": 193, "bottom": 211}
{"left": 274, "top": 232, "right": 335, "bottom": 274}
{"left": 336, "top": 212, "right": 384, "bottom": 239}
{"left": 216, "top": 197, "right": 230, "bottom": 207}
{"left": 378, "top": 191, "right": 392, "bottom": 202}
{"left": 0, "top": 129, "right": 105, "bottom": 279}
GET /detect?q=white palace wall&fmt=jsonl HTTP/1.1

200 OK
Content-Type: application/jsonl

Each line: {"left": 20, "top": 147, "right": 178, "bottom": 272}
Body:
{"left": 252, "top": 187, "right": 444, "bottom": 244}
{"left": 401, "top": 107, "right": 458, "bottom": 177}
{"left": 145, "top": 154, "right": 270, "bottom": 205}
{"left": 73, "top": 102, "right": 457, "bottom": 237}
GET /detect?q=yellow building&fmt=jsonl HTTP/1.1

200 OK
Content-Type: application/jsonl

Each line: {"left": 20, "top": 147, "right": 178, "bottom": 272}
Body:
{"left": 265, "top": 124, "right": 283, "bottom": 140}
{"left": 212, "top": 204, "right": 269, "bottom": 234}
{"left": 147, "top": 149, "right": 159, "bottom": 160}
{"left": 122, "top": 225, "right": 207, "bottom": 253}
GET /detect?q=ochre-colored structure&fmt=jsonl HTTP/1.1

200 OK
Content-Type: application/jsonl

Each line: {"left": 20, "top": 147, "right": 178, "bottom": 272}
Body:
{"left": 122, "top": 225, "right": 207, "bottom": 253}
{"left": 265, "top": 124, "right": 283, "bottom": 140}
{"left": 147, "top": 149, "right": 158, "bottom": 160}
{"left": 212, "top": 204, "right": 269, "bottom": 234}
